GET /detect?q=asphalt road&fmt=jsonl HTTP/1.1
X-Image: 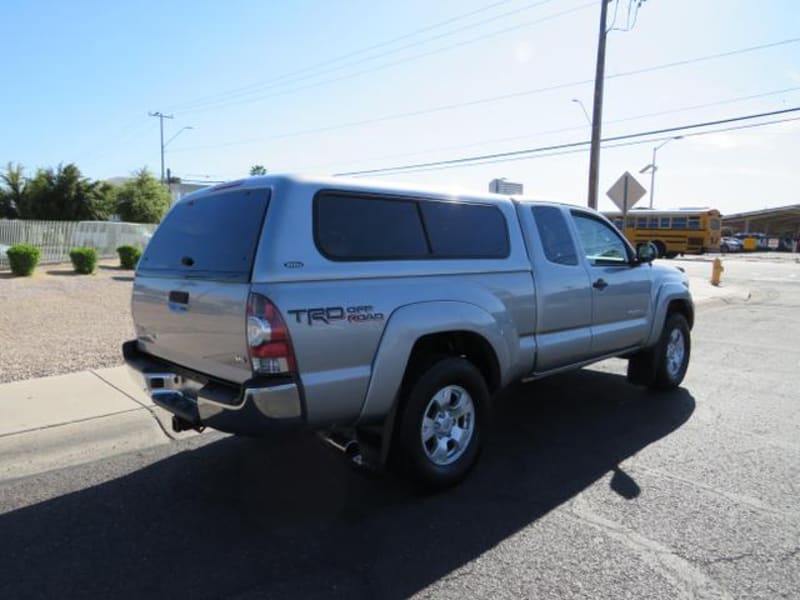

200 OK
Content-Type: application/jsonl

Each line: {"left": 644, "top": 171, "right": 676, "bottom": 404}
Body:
{"left": 1, "top": 256, "right": 798, "bottom": 599}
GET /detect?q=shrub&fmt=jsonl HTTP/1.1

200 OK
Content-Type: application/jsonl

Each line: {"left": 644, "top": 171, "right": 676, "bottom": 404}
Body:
{"left": 69, "top": 246, "right": 98, "bottom": 274}
{"left": 6, "top": 244, "right": 40, "bottom": 276}
{"left": 117, "top": 245, "right": 142, "bottom": 269}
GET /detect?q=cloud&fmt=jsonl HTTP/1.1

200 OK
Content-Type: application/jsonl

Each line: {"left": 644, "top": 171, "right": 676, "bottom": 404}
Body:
{"left": 690, "top": 133, "right": 749, "bottom": 150}
{"left": 514, "top": 41, "right": 534, "bottom": 64}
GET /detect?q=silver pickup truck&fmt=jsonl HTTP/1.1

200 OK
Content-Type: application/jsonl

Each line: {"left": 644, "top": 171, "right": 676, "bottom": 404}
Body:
{"left": 123, "top": 174, "right": 692, "bottom": 488}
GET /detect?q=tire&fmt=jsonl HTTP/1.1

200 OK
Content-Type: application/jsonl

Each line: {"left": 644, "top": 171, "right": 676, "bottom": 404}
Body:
{"left": 627, "top": 313, "right": 691, "bottom": 390}
{"left": 651, "top": 313, "right": 691, "bottom": 390}
{"left": 395, "top": 357, "right": 489, "bottom": 489}
{"left": 653, "top": 241, "right": 666, "bottom": 258}
{"left": 664, "top": 252, "right": 678, "bottom": 259}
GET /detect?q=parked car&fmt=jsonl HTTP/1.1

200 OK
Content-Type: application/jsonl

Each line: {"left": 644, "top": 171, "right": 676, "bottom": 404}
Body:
{"left": 733, "top": 232, "right": 768, "bottom": 251}
{"left": 720, "top": 237, "right": 743, "bottom": 253}
{"left": 123, "top": 175, "right": 693, "bottom": 488}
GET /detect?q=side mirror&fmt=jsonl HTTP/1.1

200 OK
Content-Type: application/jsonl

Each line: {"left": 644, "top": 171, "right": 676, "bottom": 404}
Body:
{"left": 636, "top": 242, "right": 657, "bottom": 264}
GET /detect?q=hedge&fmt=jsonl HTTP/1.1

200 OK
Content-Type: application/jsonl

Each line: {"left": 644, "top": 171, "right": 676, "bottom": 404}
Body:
{"left": 117, "top": 245, "right": 142, "bottom": 270}
{"left": 6, "top": 244, "right": 41, "bottom": 276}
{"left": 69, "top": 247, "right": 98, "bottom": 274}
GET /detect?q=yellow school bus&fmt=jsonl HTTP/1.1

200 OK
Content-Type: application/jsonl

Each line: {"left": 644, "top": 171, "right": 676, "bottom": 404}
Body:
{"left": 603, "top": 208, "right": 722, "bottom": 258}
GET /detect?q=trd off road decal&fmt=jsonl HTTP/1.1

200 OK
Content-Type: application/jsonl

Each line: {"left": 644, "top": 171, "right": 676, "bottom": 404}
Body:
{"left": 287, "top": 305, "right": 385, "bottom": 326}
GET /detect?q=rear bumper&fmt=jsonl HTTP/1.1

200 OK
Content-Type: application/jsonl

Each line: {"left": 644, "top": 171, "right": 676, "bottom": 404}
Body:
{"left": 122, "top": 340, "right": 305, "bottom": 435}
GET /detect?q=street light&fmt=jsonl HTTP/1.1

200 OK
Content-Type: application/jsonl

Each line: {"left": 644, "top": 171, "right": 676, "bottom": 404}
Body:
{"left": 163, "top": 126, "right": 194, "bottom": 184}
{"left": 639, "top": 136, "right": 682, "bottom": 208}
{"left": 164, "top": 126, "right": 194, "bottom": 148}
{"left": 571, "top": 98, "right": 592, "bottom": 126}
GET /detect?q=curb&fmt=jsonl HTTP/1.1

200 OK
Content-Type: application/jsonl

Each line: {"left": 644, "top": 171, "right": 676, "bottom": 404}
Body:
{"left": 0, "top": 408, "right": 169, "bottom": 482}
{"left": 0, "top": 367, "right": 201, "bottom": 482}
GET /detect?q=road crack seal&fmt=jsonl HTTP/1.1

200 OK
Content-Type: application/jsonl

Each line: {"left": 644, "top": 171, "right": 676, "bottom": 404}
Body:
{"left": 567, "top": 495, "right": 734, "bottom": 600}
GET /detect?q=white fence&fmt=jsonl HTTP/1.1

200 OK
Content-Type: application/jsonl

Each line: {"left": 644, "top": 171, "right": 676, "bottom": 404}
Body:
{"left": 0, "top": 220, "right": 157, "bottom": 266}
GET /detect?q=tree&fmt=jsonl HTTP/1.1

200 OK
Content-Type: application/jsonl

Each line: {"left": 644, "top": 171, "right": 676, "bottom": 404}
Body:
{"left": 0, "top": 162, "right": 26, "bottom": 219}
{"left": 249, "top": 164, "right": 267, "bottom": 176}
{"left": 115, "top": 168, "right": 171, "bottom": 223}
{"left": 19, "top": 163, "right": 113, "bottom": 221}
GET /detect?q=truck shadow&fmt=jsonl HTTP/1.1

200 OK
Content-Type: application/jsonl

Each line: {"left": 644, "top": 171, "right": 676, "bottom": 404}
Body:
{"left": 0, "top": 367, "right": 694, "bottom": 599}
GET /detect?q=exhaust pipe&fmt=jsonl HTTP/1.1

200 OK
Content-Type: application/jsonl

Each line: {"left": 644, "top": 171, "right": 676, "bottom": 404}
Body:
{"left": 171, "top": 415, "right": 205, "bottom": 433}
{"left": 320, "top": 431, "right": 361, "bottom": 461}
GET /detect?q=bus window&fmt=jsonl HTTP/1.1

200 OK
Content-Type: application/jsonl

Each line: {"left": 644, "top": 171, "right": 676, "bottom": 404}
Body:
{"left": 672, "top": 217, "right": 687, "bottom": 229}
{"left": 710, "top": 219, "right": 720, "bottom": 230}
{"left": 660, "top": 217, "right": 671, "bottom": 229}
{"left": 688, "top": 217, "right": 700, "bottom": 230}
{"left": 636, "top": 217, "right": 648, "bottom": 228}
{"left": 613, "top": 218, "right": 623, "bottom": 230}
{"left": 648, "top": 217, "right": 659, "bottom": 228}
{"left": 626, "top": 218, "right": 635, "bottom": 229}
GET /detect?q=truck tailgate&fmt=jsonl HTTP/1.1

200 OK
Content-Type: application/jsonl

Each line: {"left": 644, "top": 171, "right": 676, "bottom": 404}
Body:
{"left": 132, "top": 276, "right": 252, "bottom": 384}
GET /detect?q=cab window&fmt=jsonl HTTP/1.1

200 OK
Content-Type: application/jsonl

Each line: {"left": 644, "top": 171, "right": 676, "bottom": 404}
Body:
{"left": 532, "top": 206, "right": 578, "bottom": 266}
{"left": 572, "top": 213, "right": 630, "bottom": 264}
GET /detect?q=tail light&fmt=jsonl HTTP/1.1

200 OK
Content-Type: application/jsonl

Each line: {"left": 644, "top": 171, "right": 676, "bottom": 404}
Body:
{"left": 246, "top": 293, "right": 297, "bottom": 375}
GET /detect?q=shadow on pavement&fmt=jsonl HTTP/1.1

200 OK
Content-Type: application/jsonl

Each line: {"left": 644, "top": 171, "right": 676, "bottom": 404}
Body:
{"left": 44, "top": 267, "right": 82, "bottom": 276}
{"left": 0, "top": 368, "right": 694, "bottom": 599}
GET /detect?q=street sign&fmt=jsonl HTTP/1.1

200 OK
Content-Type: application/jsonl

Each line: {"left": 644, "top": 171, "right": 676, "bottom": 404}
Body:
{"left": 607, "top": 171, "right": 646, "bottom": 212}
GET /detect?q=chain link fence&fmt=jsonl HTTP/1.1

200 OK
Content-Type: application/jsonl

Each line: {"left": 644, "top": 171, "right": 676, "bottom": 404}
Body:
{"left": 0, "top": 220, "right": 157, "bottom": 266}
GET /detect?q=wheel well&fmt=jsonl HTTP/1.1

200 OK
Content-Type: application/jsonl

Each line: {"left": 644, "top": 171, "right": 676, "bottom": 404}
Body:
{"left": 403, "top": 331, "right": 501, "bottom": 393}
{"left": 667, "top": 299, "right": 694, "bottom": 329}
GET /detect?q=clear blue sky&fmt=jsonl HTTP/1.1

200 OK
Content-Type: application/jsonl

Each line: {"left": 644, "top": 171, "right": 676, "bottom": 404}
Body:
{"left": 1, "top": 0, "right": 798, "bottom": 214}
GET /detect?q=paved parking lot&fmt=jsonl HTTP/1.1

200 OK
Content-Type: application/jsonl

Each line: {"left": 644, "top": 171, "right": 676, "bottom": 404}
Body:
{"left": 0, "top": 254, "right": 798, "bottom": 599}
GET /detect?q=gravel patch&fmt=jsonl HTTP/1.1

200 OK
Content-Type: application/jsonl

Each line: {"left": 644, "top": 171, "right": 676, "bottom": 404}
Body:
{"left": 0, "top": 261, "right": 135, "bottom": 383}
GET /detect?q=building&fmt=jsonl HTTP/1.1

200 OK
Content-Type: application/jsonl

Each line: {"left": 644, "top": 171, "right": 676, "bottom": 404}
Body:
{"left": 168, "top": 181, "right": 208, "bottom": 205}
{"left": 721, "top": 204, "right": 800, "bottom": 239}
{"left": 488, "top": 178, "right": 524, "bottom": 195}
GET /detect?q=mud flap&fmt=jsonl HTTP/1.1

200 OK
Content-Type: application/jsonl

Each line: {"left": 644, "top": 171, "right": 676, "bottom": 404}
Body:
{"left": 626, "top": 348, "right": 658, "bottom": 386}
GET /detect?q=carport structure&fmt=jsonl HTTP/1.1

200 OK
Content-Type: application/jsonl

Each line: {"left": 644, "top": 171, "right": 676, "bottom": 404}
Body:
{"left": 722, "top": 204, "right": 800, "bottom": 238}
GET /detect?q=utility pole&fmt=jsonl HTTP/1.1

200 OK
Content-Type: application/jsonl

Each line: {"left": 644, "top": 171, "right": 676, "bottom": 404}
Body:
{"left": 586, "top": 0, "right": 612, "bottom": 210}
{"left": 149, "top": 111, "right": 174, "bottom": 183}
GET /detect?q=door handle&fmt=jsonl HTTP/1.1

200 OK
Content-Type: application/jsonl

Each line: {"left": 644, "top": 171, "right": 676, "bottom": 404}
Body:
{"left": 168, "top": 290, "right": 189, "bottom": 304}
{"left": 593, "top": 278, "right": 608, "bottom": 290}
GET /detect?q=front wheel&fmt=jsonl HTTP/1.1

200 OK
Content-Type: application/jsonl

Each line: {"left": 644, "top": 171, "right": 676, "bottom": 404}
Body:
{"left": 395, "top": 357, "right": 489, "bottom": 489}
{"left": 627, "top": 313, "right": 691, "bottom": 390}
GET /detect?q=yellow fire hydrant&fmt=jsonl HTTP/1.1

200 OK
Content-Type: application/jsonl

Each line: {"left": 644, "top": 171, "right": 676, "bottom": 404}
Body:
{"left": 711, "top": 257, "right": 724, "bottom": 286}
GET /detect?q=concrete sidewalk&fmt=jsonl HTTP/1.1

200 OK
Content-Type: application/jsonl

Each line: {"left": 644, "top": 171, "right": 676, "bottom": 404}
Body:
{"left": 0, "top": 367, "right": 191, "bottom": 481}
{"left": 0, "top": 268, "right": 749, "bottom": 482}
{"left": 666, "top": 258, "right": 752, "bottom": 305}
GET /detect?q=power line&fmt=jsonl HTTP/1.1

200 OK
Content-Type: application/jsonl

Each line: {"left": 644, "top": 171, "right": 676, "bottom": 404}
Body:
{"left": 164, "top": 0, "right": 519, "bottom": 112}
{"left": 175, "top": 0, "right": 594, "bottom": 115}
{"left": 169, "top": 0, "right": 560, "bottom": 113}
{"left": 300, "top": 85, "right": 800, "bottom": 171}
{"left": 170, "top": 36, "right": 800, "bottom": 153}
{"left": 380, "top": 115, "right": 800, "bottom": 176}
{"left": 333, "top": 106, "right": 800, "bottom": 176}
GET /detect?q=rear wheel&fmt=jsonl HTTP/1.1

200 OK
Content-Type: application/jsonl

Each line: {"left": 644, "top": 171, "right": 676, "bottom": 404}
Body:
{"left": 395, "top": 357, "right": 488, "bottom": 489}
{"left": 652, "top": 241, "right": 666, "bottom": 258}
